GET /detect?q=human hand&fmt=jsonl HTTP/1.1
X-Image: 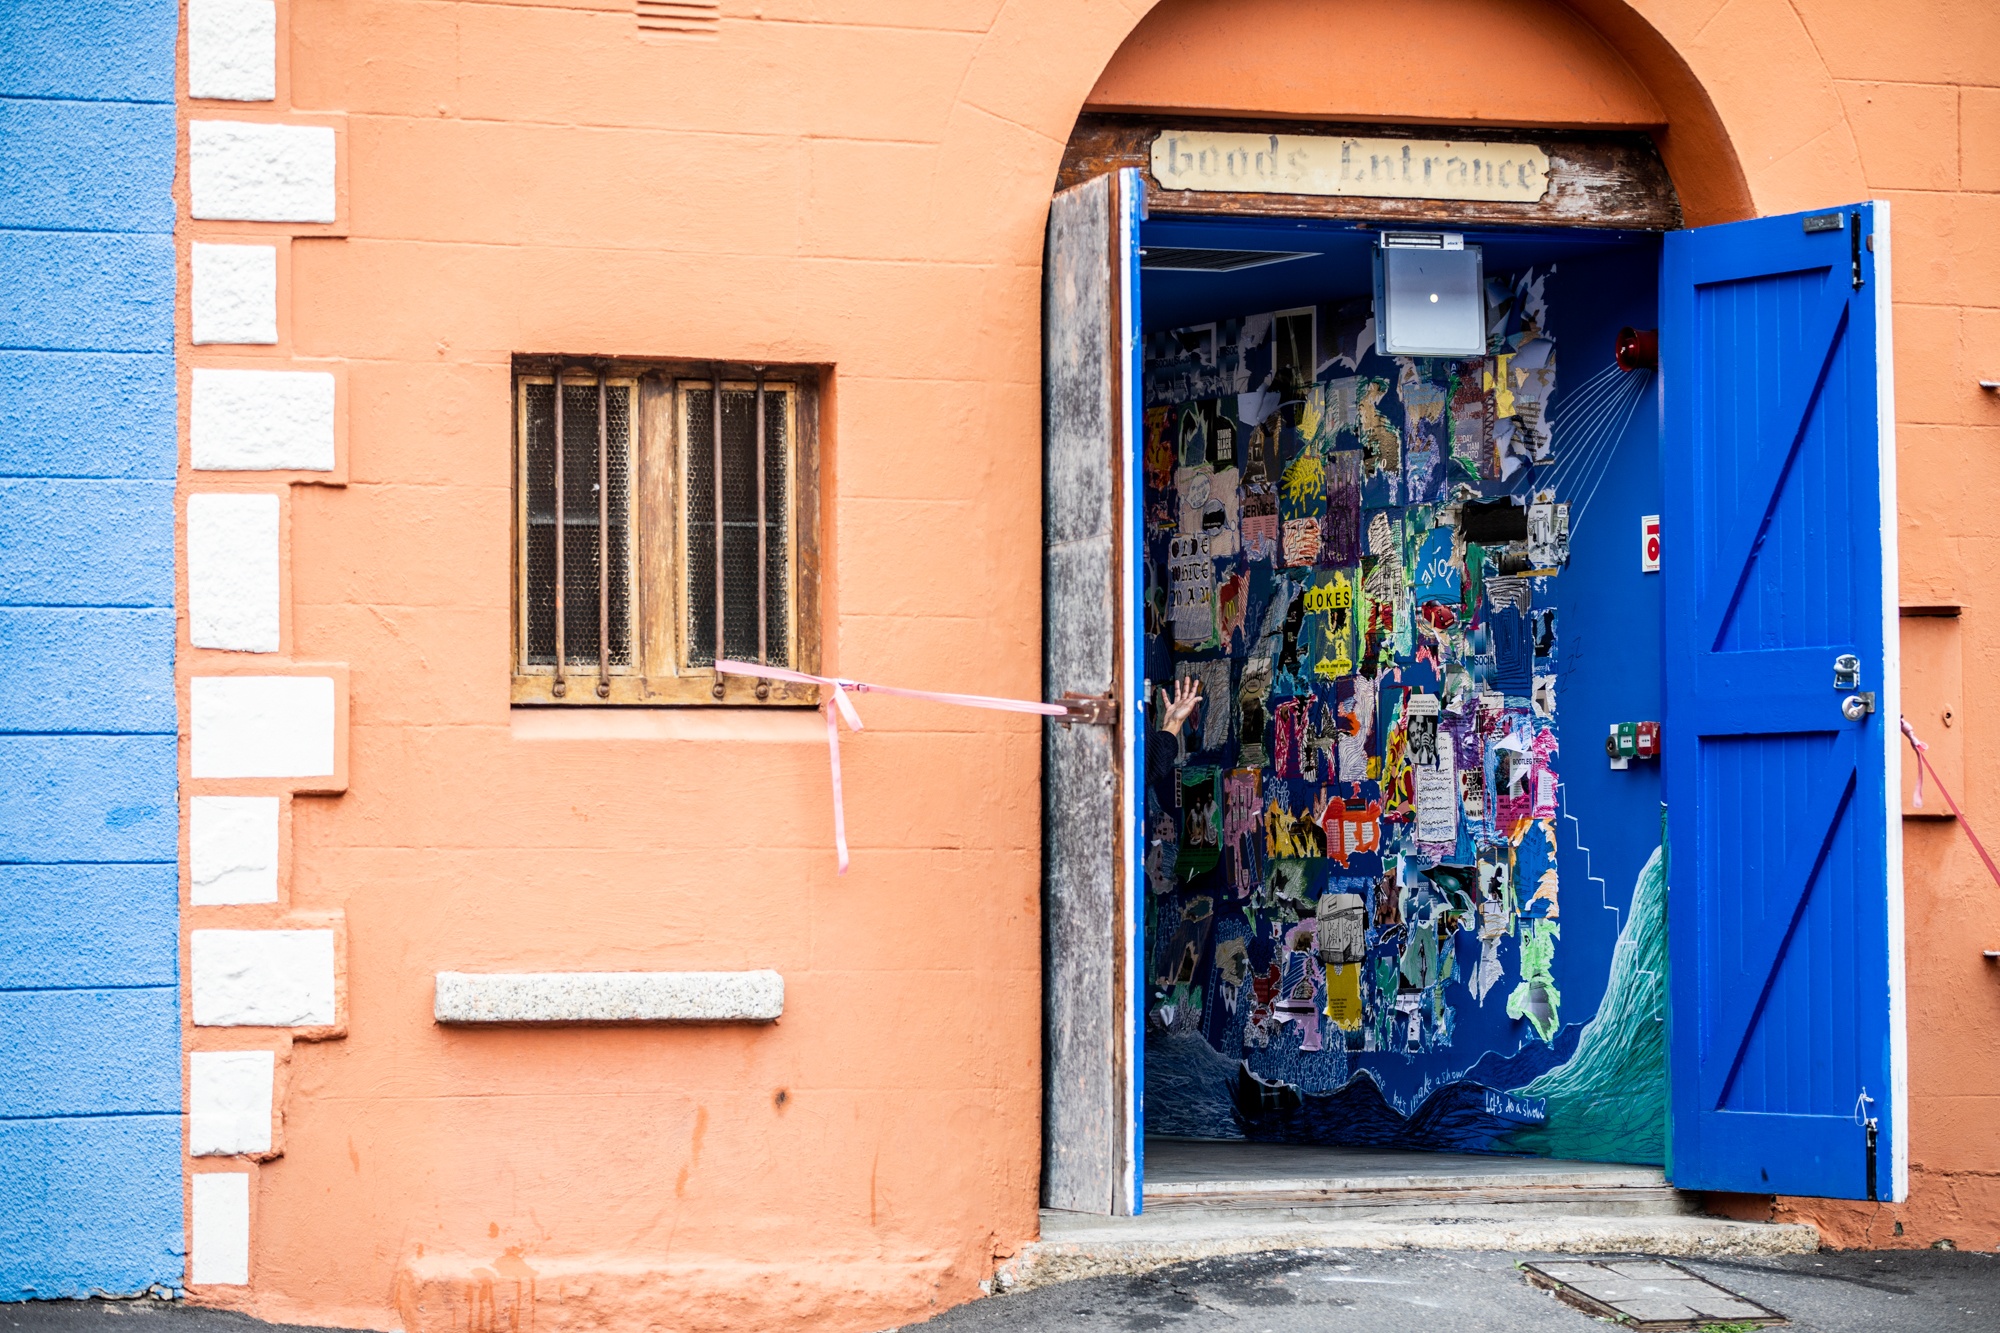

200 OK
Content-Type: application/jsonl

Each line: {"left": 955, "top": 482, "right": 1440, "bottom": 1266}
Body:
{"left": 1160, "top": 676, "right": 1202, "bottom": 736}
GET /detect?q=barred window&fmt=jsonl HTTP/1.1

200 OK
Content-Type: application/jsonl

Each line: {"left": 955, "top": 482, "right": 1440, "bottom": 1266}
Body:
{"left": 513, "top": 358, "right": 821, "bottom": 705}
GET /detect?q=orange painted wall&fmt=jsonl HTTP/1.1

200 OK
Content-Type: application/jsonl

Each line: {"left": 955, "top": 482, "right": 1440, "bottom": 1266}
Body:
{"left": 175, "top": 1, "right": 2000, "bottom": 1329}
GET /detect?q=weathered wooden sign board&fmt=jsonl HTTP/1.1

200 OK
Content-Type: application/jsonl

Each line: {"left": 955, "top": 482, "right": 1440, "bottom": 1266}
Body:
{"left": 1151, "top": 130, "right": 1551, "bottom": 204}
{"left": 1059, "top": 115, "right": 1682, "bottom": 231}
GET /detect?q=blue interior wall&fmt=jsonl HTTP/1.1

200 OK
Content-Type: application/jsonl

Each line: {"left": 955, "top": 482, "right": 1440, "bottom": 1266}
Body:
{"left": 0, "top": 0, "right": 184, "bottom": 1297}
{"left": 1537, "top": 250, "right": 1665, "bottom": 1025}
{"left": 1136, "top": 224, "right": 1669, "bottom": 1162}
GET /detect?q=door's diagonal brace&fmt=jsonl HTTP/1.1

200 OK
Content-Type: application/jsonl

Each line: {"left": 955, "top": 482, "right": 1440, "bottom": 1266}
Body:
{"left": 1703, "top": 276, "right": 1853, "bottom": 653}
{"left": 1707, "top": 729, "right": 1859, "bottom": 1108}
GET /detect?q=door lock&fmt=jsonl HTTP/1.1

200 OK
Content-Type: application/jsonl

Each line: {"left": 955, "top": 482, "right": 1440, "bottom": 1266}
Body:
{"left": 1833, "top": 654, "right": 1861, "bottom": 689}
{"left": 1841, "top": 692, "right": 1877, "bottom": 721}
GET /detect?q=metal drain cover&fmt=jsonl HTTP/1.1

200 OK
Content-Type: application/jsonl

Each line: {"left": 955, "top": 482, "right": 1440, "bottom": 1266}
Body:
{"left": 1521, "top": 1258, "right": 1785, "bottom": 1329}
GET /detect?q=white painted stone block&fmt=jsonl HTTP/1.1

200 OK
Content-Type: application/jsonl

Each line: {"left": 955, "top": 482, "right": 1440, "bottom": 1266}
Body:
{"left": 191, "top": 1172, "right": 251, "bottom": 1284}
{"left": 193, "top": 930, "right": 337, "bottom": 1027}
{"left": 191, "top": 676, "right": 335, "bottom": 778}
{"left": 434, "top": 971, "right": 785, "bottom": 1024}
{"left": 189, "top": 121, "right": 336, "bottom": 223}
{"left": 190, "top": 1051, "right": 276, "bottom": 1156}
{"left": 191, "top": 368, "right": 335, "bottom": 472}
{"left": 190, "top": 796, "right": 281, "bottom": 905}
{"left": 189, "top": 0, "right": 277, "bottom": 102}
{"left": 188, "top": 493, "right": 280, "bottom": 653}
{"left": 191, "top": 244, "right": 278, "bottom": 344}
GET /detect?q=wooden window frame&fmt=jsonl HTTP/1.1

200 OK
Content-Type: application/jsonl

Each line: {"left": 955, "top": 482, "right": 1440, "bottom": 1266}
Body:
{"left": 511, "top": 356, "right": 822, "bottom": 707}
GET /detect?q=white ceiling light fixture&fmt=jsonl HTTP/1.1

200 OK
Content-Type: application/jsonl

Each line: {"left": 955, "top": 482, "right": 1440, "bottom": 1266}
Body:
{"left": 1374, "top": 231, "right": 1485, "bottom": 357}
{"left": 1139, "top": 247, "right": 1318, "bottom": 273}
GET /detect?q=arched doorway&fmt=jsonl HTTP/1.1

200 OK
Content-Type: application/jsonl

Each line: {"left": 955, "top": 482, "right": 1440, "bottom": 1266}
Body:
{"left": 1040, "top": 0, "right": 1904, "bottom": 1225}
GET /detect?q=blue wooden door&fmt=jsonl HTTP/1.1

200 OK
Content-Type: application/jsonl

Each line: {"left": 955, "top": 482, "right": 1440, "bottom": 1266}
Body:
{"left": 1662, "top": 203, "right": 1904, "bottom": 1200}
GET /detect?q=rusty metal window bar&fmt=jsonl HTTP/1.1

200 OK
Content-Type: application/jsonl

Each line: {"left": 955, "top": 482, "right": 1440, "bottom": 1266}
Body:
{"left": 521, "top": 368, "right": 634, "bottom": 697}
{"left": 682, "top": 373, "right": 791, "bottom": 681}
{"left": 514, "top": 357, "right": 814, "bottom": 706}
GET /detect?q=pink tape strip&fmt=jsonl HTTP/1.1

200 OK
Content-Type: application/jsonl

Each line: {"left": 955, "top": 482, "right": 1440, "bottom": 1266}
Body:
{"left": 716, "top": 660, "right": 1071, "bottom": 874}
{"left": 1902, "top": 716, "right": 2000, "bottom": 892}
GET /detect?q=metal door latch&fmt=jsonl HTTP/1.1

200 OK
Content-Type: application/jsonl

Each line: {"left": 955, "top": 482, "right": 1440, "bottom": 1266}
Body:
{"left": 1842, "top": 692, "right": 1877, "bottom": 721}
{"left": 1057, "top": 692, "right": 1118, "bottom": 727}
{"left": 1833, "top": 654, "right": 1861, "bottom": 689}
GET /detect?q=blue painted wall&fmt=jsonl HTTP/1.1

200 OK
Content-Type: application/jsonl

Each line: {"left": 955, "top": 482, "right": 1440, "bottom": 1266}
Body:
{"left": 0, "top": 0, "right": 184, "bottom": 1297}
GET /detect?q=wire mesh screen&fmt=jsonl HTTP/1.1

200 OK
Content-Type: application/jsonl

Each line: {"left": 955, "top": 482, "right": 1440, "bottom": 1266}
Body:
{"left": 686, "top": 385, "right": 790, "bottom": 667}
{"left": 523, "top": 380, "right": 632, "bottom": 667}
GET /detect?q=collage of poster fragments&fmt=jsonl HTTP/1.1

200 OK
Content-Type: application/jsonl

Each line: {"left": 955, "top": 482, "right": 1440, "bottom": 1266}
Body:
{"left": 1141, "top": 269, "right": 1663, "bottom": 1156}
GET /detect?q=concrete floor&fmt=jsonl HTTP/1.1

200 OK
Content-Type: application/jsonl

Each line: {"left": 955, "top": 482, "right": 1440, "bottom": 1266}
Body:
{"left": 905, "top": 1247, "right": 2000, "bottom": 1333}
{"left": 1143, "top": 1136, "right": 1664, "bottom": 1191}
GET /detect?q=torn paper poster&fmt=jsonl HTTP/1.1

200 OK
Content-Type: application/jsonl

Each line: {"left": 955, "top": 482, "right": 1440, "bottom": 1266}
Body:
{"left": 1177, "top": 767, "right": 1222, "bottom": 878}
{"left": 1321, "top": 376, "right": 1360, "bottom": 440}
{"left": 1472, "top": 894, "right": 1510, "bottom": 1003}
{"left": 1484, "top": 573, "right": 1533, "bottom": 615}
{"left": 1324, "top": 962, "right": 1365, "bottom": 1030}
{"left": 1174, "top": 658, "right": 1233, "bottom": 753}
{"left": 1236, "top": 656, "right": 1273, "bottom": 768}
{"left": 1222, "top": 768, "right": 1263, "bottom": 898}
{"left": 1404, "top": 691, "right": 1441, "bottom": 766}
{"left": 1241, "top": 481, "right": 1279, "bottom": 561}
{"left": 1450, "top": 359, "right": 1492, "bottom": 479}
{"left": 1336, "top": 672, "right": 1377, "bottom": 781}
{"left": 1323, "top": 448, "right": 1362, "bottom": 567}
{"left": 1282, "top": 516, "right": 1324, "bottom": 568}
{"left": 1357, "top": 377, "right": 1400, "bottom": 495}
{"left": 1214, "top": 936, "right": 1251, "bottom": 999}
{"left": 1169, "top": 535, "right": 1217, "bottom": 649}
{"left": 1315, "top": 891, "right": 1368, "bottom": 965}
{"left": 1264, "top": 794, "right": 1325, "bottom": 860}
{"left": 1319, "top": 793, "right": 1381, "bottom": 868}
{"left": 1146, "top": 406, "right": 1175, "bottom": 493}
{"left": 1178, "top": 464, "right": 1240, "bottom": 558}
{"left": 1532, "top": 607, "right": 1557, "bottom": 657}
{"left": 1527, "top": 500, "right": 1564, "bottom": 568}
{"left": 1216, "top": 570, "right": 1250, "bottom": 651}
{"left": 1305, "top": 570, "right": 1355, "bottom": 680}
{"left": 1414, "top": 751, "right": 1459, "bottom": 846}
{"left": 1411, "top": 525, "right": 1461, "bottom": 606}
{"left": 1508, "top": 919, "right": 1562, "bottom": 1041}
{"left": 1530, "top": 726, "right": 1560, "bottom": 819}
{"left": 1509, "top": 336, "right": 1557, "bottom": 462}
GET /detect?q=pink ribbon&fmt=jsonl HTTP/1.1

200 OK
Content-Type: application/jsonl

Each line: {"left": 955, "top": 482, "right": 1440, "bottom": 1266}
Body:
{"left": 715, "top": 660, "right": 1073, "bottom": 874}
{"left": 1901, "top": 716, "right": 2000, "bottom": 892}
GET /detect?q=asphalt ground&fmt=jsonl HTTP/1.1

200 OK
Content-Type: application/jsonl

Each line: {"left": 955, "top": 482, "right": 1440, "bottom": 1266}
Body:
{"left": 899, "top": 1247, "right": 2000, "bottom": 1333}
{"left": 0, "top": 1249, "right": 1993, "bottom": 1333}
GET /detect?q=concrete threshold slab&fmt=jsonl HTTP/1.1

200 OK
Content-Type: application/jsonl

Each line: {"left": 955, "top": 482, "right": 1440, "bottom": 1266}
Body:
{"left": 1146, "top": 1165, "right": 1668, "bottom": 1196}
{"left": 993, "top": 1211, "right": 1820, "bottom": 1293}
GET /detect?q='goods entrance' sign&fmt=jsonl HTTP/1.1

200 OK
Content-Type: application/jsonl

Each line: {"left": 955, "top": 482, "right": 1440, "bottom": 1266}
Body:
{"left": 1150, "top": 131, "right": 1551, "bottom": 204}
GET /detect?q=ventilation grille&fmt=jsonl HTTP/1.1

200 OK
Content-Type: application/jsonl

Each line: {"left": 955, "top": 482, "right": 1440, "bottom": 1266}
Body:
{"left": 1140, "top": 247, "right": 1316, "bottom": 273}
{"left": 685, "top": 385, "right": 790, "bottom": 668}
{"left": 636, "top": 0, "right": 720, "bottom": 37}
{"left": 524, "top": 381, "right": 633, "bottom": 668}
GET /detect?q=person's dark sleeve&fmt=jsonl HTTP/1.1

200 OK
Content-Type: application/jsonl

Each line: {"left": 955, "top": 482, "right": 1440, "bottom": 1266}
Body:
{"left": 1147, "top": 728, "right": 1181, "bottom": 813}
